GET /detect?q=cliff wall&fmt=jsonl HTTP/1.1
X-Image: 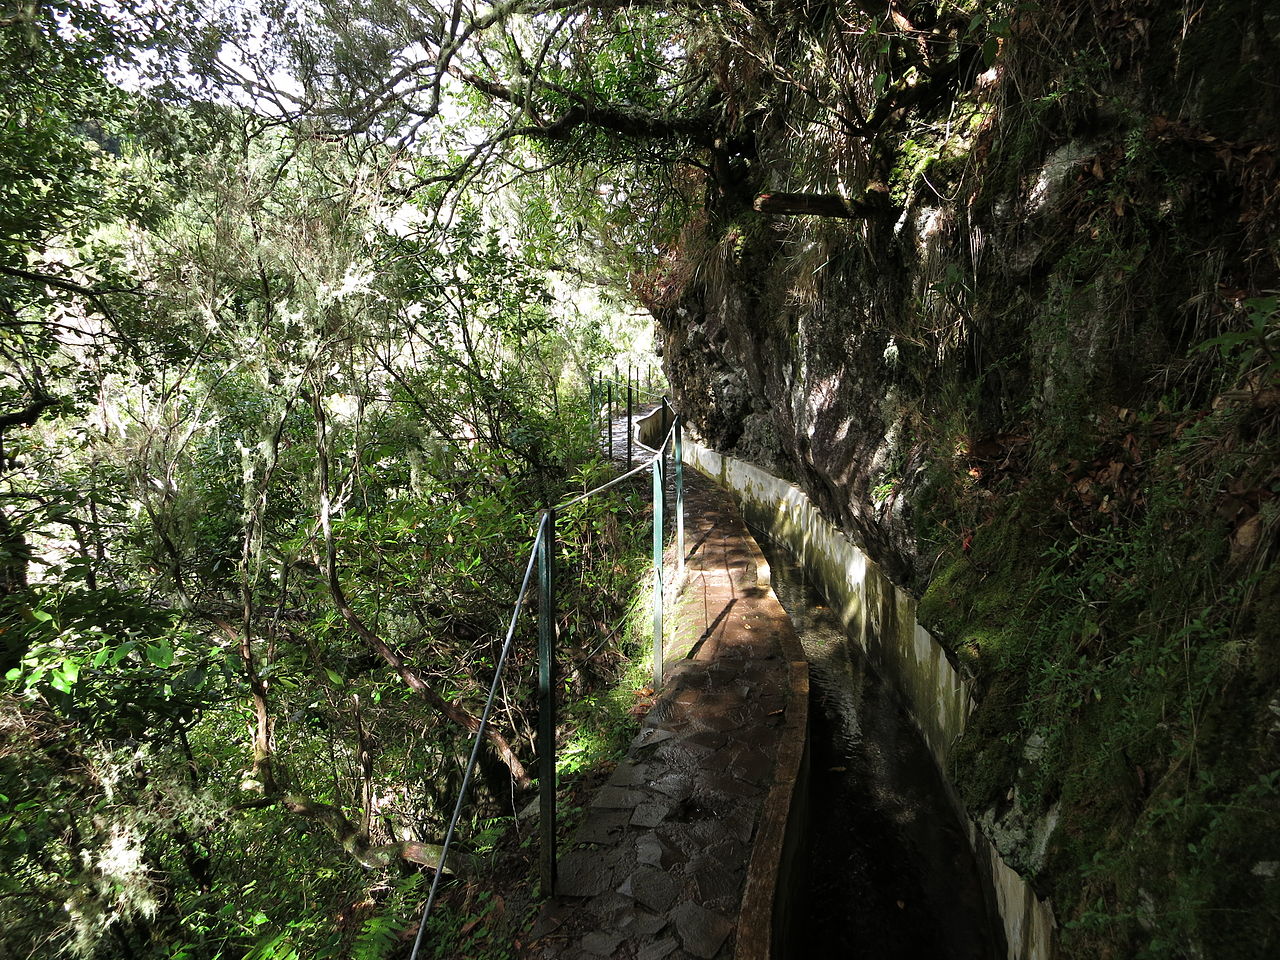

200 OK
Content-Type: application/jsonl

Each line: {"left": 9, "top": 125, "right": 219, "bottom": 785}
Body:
{"left": 649, "top": 2, "right": 1280, "bottom": 956}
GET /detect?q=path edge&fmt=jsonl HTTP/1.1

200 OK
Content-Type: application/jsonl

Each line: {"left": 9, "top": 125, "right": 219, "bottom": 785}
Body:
{"left": 636, "top": 403, "right": 812, "bottom": 959}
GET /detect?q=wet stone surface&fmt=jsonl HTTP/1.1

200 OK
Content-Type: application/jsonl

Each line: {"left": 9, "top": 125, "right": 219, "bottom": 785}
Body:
{"left": 525, "top": 465, "right": 800, "bottom": 959}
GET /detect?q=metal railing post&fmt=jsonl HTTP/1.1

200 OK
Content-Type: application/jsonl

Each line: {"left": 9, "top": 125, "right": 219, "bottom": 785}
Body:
{"left": 626, "top": 377, "right": 633, "bottom": 469}
{"left": 674, "top": 414, "right": 684, "bottom": 572}
{"left": 606, "top": 381, "right": 613, "bottom": 460}
{"left": 591, "top": 373, "right": 598, "bottom": 431}
{"left": 536, "top": 511, "right": 557, "bottom": 897}
{"left": 652, "top": 455, "right": 664, "bottom": 688}
{"left": 660, "top": 396, "right": 671, "bottom": 528}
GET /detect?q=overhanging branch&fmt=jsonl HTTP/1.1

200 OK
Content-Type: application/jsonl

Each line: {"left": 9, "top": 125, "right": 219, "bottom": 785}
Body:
{"left": 753, "top": 190, "right": 887, "bottom": 219}
{"left": 450, "top": 66, "right": 717, "bottom": 148}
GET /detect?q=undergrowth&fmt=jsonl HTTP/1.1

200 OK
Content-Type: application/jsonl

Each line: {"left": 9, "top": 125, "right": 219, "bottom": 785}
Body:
{"left": 406, "top": 458, "right": 663, "bottom": 960}
{"left": 919, "top": 371, "right": 1280, "bottom": 956}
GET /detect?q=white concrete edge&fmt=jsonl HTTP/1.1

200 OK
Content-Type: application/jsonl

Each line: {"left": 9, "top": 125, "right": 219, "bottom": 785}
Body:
{"left": 681, "top": 428, "right": 1058, "bottom": 960}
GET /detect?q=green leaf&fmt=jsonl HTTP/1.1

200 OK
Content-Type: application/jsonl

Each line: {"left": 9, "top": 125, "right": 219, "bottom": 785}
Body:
{"left": 147, "top": 641, "right": 174, "bottom": 668}
{"left": 982, "top": 37, "right": 1000, "bottom": 69}
{"left": 324, "top": 668, "right": 344, "bottom": 687}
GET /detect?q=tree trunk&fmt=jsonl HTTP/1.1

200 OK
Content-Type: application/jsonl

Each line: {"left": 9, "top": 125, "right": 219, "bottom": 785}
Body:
{"left": 752, "top": 191, "right": 884, "bottom": 219}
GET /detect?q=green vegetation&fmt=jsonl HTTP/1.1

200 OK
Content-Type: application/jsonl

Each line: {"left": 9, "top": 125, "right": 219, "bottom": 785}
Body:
{"left": 919, "top": 382, "right": 1279, "bottom": 957}
{"left": 590, "top": 0, "right": 1278, "bottom": 956}
{"left": 0, "top": 3, "right": 676, "bottom": 957}
{"left": 3, "top": 0, "right": 1276, "bottom": 958}
{"left": 903, "top": 4, "right": 1279, "bottom": 955}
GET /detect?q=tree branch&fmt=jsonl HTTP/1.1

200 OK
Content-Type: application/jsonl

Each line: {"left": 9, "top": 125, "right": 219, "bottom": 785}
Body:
{"left": 753, "top": 189, "right": 889, "bottom": 219}
{"left": 450, "top": 66, "right": 718, "bottom": 147}
{"left": 0, "top": 263, "right": 141, "bottom": 297}
{"left": 238, "top": 793, "right": 471, "bottom": 872}
{"left": 0, "top": 392, "right": 57, "bottom": 432}
{"left": 311, "top": 390, "right": 531, "bottom": 789}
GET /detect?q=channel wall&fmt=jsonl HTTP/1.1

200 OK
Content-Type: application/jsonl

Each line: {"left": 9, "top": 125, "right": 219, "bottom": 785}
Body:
{"left": 679, "top": 430, "right": 1058, "bottom": 960}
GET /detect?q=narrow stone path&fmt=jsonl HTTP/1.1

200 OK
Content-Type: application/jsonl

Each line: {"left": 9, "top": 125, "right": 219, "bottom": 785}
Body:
{"left": 600, "top": 401, "right": 658, "bottom": 467}
{"left": 523, "top": 464, "right": 806, "bottom": 960}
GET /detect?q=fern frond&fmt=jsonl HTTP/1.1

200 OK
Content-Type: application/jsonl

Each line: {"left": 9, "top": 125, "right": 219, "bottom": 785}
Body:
{"left": 351, "top": 910, "right": 401, "bottom": 960}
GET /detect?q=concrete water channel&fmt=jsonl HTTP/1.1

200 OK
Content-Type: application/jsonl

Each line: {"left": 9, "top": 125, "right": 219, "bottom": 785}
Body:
{"left": 756, "top": 530, "right": 997, "bottom": 959}
{"left": 681, "top": 434, "right": 1056, "bottom": 959}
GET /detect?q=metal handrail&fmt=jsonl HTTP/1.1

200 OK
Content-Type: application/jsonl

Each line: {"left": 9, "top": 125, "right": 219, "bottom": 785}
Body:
{"left": 409, "top": 521, "right": 544, "bottom": 960}
{"left": 558, "top": 413, "right": 677, "bottom": 512}
{"left": 598, "top": 374, "right": 666, "bottom": 403}
{"left": 410, "top": 388, "right": 684, "bottom": 953}
{"left": 556, "top": 457, "right": 655, "bottom": 513}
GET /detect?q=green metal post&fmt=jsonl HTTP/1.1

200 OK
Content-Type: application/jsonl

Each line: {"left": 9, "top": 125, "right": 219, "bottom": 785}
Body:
{"left": 652, "top": 456, "right": 664, "bottom": 688}
{"left": 588, "top": 375, "right": 597, "bottom": 446}
{"left": 536, "top": 511, "right": 557, "bottom": 896}
{"left": 674, "top": 413, "right": 684, "bottom": 572}
{"left": 660, "top": 397, "right": 671, "bottom": 525}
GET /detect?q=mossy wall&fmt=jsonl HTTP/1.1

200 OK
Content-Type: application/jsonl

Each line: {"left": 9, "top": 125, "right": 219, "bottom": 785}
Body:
{"left": 653, "top": 2, "right": 1280, "bottom": 957}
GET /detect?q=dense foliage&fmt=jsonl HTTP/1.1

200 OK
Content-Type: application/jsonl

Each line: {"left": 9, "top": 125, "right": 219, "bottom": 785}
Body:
{"left": 0, "top": 3, "right": 666, "bottom": 957}
{"left": 621, "top": 2, "right": 1279, "bottom": 958}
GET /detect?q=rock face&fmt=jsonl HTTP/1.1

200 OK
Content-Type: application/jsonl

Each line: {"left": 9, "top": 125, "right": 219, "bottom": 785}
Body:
{"left": 658, "top": 220, "right": 923, "bottom": 586}
{"left": 649, "top": 2, "right": 1280, "bottom": 958}
{"left": 654, "top": 1, "right": 1279, "bottom": 590}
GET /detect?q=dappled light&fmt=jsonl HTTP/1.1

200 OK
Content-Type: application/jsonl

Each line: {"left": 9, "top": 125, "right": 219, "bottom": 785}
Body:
{"left": 2, "top": 2, "right": 1277, "bottom": 959}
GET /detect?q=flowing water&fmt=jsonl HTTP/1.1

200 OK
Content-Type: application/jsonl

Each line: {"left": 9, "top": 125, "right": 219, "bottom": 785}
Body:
{"left": 754, "top": 531, "right": 998, "bottom": 959}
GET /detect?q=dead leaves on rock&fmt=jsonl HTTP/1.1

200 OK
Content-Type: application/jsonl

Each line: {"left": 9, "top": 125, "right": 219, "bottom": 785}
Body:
{"left": 962, "top": 432, "right": 1029, "bottom": 485}
{"left": 1148, "top": 116, "right": 1279, "bottom": 228}
{"left": 629, "top": 685, "right": 655, "bottom": 717}
{"left": 1051, "top": 403, "right": 1278, "bottom": 566}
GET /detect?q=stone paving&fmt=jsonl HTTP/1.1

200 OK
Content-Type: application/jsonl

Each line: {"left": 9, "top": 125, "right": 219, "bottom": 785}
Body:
{"left": 524, "top": 469, "right": 805, "bottom": 960}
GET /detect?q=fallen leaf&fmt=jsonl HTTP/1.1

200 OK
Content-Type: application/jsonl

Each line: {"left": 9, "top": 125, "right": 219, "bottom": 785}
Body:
{"left": 1231, "top": 514, "right": 1264, "bottom": 563}
{"left": 459, "top": 903, "right": 493, "bottom": 939}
